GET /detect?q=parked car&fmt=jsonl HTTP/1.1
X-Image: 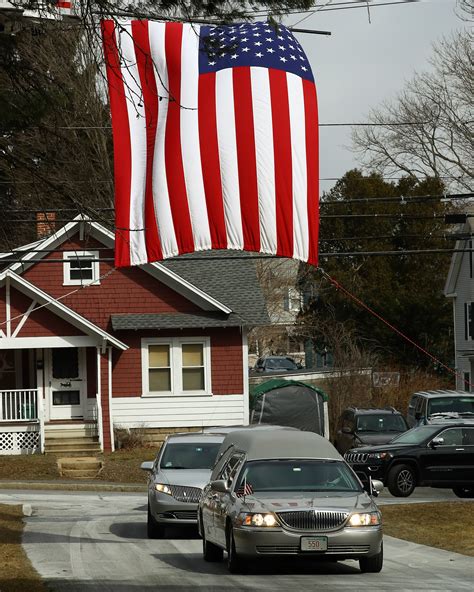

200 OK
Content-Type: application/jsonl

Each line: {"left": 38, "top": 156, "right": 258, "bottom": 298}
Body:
{"left": 407, "top": 390, "right": 474, "bottom": 427}
{"left": 334, "top": 407, "right": 409, "bottom": 454}
{"left": 141, "top": 432, "right": 225, "bottom": 538}
{"left": 198, "top": 430, "right": 384, "bottom": 574}
{"left": 253, "top": 356, "right": 302, "bottom": 373}
{"left": 345, "top": 422, "right": 474, "bottom": 498}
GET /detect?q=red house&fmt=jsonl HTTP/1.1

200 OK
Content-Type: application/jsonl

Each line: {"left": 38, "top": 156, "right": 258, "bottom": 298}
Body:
{"left": 0, "top": 216, "right": 268, "bottom": 455}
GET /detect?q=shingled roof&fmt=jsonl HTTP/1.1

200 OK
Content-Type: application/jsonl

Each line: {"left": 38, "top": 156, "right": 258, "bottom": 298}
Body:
{"left": 112, "top": 250, "right": 269, "bottom": 330}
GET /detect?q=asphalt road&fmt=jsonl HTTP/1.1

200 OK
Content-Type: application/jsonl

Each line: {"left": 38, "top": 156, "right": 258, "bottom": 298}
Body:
{"left": 0, "top": 489, "right": 473, "bottom": 592}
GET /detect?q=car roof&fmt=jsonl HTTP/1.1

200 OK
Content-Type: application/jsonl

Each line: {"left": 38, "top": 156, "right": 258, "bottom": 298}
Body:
{"left": 218, "top": 429, "right": 342, "bottom": 461}
{"left": 164, "top": 432, "right": 226, "bottom": 444}
{"left": 348, "top": 407, "right": 403, "bottom": 415}
{"left": 411, "top": 390, "right": 474, "bottom": 399}
{"left": 203, "top": 424, "right": 300, "bottom": 434}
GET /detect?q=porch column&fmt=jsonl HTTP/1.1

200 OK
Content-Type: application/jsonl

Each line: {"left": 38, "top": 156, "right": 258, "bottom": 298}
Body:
{"left": 97, "top": 346, "right": 112, "bottom": 452}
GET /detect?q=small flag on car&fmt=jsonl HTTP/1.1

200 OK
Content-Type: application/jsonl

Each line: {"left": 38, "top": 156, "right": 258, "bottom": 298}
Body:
{"left": 236, "top": 480, "right": 254, "bottom": 497}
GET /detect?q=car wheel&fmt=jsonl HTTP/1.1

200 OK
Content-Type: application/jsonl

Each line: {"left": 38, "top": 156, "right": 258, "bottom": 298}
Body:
{"left": 452, "top": 486, "right": 474, "bottom": 498}
{"left": 359, "top": 544, "right": 383, "bottom": 573}
{"left": 226, "top": 525, "right": 244, "bottom": 574}
{"left": 387, "top": 464, "right": 416, "bottom": 497}
{"left": 147, "top": 503, "right": 165, "bottom": 539}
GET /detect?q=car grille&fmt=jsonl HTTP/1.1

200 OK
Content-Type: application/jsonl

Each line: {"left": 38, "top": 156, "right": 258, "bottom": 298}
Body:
{"left": 326, "top": 545, "right": 370, "bottom": 554}
{"left": 276, "top": 510, "right": 349, "bottom": 531}
{"left": 255, "top": 544, "right": 370, "bottom": 555}
{"left": 171, "top": 510, "right": 198, "bottom": 520}
{"left": 168, "top": 485, "right": 202, "bottom": 503}
{"left": 345, "top": 452, "right": 369, "bottom": 464}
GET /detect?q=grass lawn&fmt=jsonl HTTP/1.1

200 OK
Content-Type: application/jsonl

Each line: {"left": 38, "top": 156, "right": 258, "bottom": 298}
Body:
{"left": 0, "top": 504, "right": 49, "bottom": 592}
{"left": 0, "top": 447, "right": 158, "bottom": 484}
{"left": 381, "top": 502, "right": 474, "bottom": 557}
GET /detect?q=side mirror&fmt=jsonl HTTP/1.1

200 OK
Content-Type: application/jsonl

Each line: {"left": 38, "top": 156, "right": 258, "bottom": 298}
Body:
{"left": 430, "top": 437, "right": 444, "bottom": 448}
{"left": 296, "top": 363, "right": 303, "bottom": 369}
{"left": 140, "top": 461, "right": 154, "bottom": 472}
{"left": 365, "top": 478, "right": 384, "bottom": 497}
{"left": 210, "top": 479, "right": 230, "bottom": 493}
{"left": 341, "top": 426, "right": 353, "bottom": 435}
{"left": 415, "top": 411, "right": 422, "bottom": 420}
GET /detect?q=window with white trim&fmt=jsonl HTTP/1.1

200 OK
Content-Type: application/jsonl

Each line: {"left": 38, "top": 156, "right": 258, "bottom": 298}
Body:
{"left": 142, "top": 337, "right": 211, "bottom": 396}
{"left": 63, "top": 251, "right": 100, "bottom": 285}
{"left": 465, "top": 302, "right": 474, "bottom": 341}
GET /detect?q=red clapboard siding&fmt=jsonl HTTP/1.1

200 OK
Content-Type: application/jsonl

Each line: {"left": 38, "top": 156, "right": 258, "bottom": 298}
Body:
{"left": 111, "top": 328, "right": 244, "bottom": 397}
{"left": 23, "top": 234, "right": 204, "bottom": 331}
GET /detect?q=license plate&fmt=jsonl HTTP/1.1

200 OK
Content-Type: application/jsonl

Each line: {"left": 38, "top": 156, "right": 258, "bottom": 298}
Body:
{"left": 300, "top": 536, "right": 328, "bottom": 552}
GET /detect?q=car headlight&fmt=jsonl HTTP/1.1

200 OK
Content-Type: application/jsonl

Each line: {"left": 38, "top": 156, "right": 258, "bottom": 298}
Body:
{"left": 347, "top": 512, "right": 381, "bottom": 527}
{"left": 237, "top": 513, "right": 279, "bottom": 527}
{"left": 154, "top": 483, "right": 172, "bottom": 495}
{"left": 367, "top": 452, "right": 391, "bottom": 460}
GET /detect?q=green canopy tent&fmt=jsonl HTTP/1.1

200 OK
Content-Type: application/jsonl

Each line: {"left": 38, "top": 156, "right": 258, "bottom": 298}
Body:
{"left": 250, "top": 379, "right": 329, "bottom": 438}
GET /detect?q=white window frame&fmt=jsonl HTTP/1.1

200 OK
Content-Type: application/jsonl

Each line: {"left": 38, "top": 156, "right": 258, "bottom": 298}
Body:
{"left": 141, "top": 337, "right": 212, "bottom": 397}
{"left": 63, "top": 251, "right": 100, "bottom": 286}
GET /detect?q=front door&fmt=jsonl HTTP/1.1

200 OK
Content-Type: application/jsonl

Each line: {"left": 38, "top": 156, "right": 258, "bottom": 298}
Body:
{"left": 48, "top": 348, "right": 86, "bottom": 420}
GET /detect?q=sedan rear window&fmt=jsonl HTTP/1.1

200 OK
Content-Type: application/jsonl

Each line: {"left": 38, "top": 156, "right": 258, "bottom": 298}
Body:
{"left": 235, "top": 460, "right": 362, "bottom": 493}
{"left": 160, "top": 443, "right": 221, "bottom": 470}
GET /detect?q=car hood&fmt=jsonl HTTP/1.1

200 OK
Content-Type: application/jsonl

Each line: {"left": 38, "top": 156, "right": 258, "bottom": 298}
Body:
{"left": 355, "top": 432, "right": 404, "bottom": 446}
{"left": 237, "top": 491, "right": 375, "bottom": 513}
{"left": 350, "top": 442, "right": 413, "bottom": 454}
{"left": 154, "top": 468, "right": 211, "bottom": 488}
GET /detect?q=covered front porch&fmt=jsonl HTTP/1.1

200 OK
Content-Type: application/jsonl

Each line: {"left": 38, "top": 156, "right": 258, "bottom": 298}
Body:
{"left": 0, "top": 345, "right": 104, "bottom": 455}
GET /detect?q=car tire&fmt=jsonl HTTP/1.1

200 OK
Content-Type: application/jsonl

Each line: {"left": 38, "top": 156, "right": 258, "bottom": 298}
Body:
{"left": 226, "top": 525, "right": 244, "bottom": 574}
{"left": 147, "top": 503, "right": 165, "bottom": 539}
{"left": 387, "top": 464, "right": 416, "bottom": 497}
{"left": 359, "top": 544, "right": 383, "bottom": 573}
{"left": 202, "top": 521, "right": 223, "bottom": 562}
{"left": 452, "top": 486, "right": 474, "bottom": 498}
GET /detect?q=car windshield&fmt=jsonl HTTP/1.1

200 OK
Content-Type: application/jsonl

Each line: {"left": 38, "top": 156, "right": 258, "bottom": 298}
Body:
{"left": 356, "top": 414, "right": 407, "bottom": 432}
{"left": 159, "top": 443, "right": 221, "bottom": 469}
{"left": 235, "top": 459, "right": 362, "bottom": 493}
{"left": 427, "top": 397, "right": 474, "bottom": 416}
{"left": 266, "top": 358, "right": 297, "bottom": 370}
{"left": 389, "top": 425, "right": 441, "bottom": 445}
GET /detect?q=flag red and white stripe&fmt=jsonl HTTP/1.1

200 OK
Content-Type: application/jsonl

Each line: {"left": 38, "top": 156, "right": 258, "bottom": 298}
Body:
{"left": 101, "top": 19, "right": 319, "bottom": 267}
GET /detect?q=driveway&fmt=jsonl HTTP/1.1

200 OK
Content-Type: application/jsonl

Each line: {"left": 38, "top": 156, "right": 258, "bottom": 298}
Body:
{"left": 0, "top": 489, "right": 472, "bottom": 592}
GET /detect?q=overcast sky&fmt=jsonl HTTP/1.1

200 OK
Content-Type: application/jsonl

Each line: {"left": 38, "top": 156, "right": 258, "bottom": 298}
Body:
{"left": 288, "top": 0, "right": 466, "bottom": 194}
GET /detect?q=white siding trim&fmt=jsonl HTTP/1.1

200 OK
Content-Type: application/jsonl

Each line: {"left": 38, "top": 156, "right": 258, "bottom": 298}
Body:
{"left": 108, "top": 347, "right": 115, "bottom": 452}
{"left": 242, "top": 329, "right": 249, "bottom": 426}
{"left": 111, "top": 394, "right": 245, "bottom": 429}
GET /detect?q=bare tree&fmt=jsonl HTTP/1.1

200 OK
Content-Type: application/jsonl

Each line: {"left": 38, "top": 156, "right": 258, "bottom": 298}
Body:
{"left": 352, "top": 29, "right": 473, "bottom": 191}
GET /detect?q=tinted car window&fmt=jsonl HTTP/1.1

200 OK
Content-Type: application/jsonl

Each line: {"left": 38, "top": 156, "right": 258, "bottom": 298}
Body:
{"left": 265, "top": 358, "right": 298, "bottom": 370}
{"left": 236, "top": 460, "right": 362, "bottom": 493}
{"left": 390, "top": 425, "right": 441, "bottom": 444}
{"left": 437, "top": 428, "right": 463, "bottom": 446}
{"left": 160, "top": 443, "right": 221, "bottom": 469}
{"left": 463, "top": 427, "right": 474, "bottom": 445}
{"left": 428, "top": 397, "right": 474, "bottom": 415}
{"left": 356, "top": 414, "right": 407, "bottom": 432}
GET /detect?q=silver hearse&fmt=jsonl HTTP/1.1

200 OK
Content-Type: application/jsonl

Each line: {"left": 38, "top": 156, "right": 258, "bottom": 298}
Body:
{"left": 198, "top": 430, "right": 383, "bottom": 573}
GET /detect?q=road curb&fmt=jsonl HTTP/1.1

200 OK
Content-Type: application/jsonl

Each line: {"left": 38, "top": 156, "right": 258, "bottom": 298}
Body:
{"left": 0, "top": 480, "right": 146, "bottom": 493}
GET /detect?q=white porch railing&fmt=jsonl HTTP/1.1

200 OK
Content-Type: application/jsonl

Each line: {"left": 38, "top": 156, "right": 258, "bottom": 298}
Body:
{"left": 0, "top": 389, "right": 39, "bottom": 422}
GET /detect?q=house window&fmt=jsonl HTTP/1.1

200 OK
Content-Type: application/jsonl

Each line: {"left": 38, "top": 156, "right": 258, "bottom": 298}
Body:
{"left": 284, "top": 288, "right": 302, "bottom": 313}
{"left": 142, "top": 337, "right": 211, "bottom": 396}
{"left": 465, "top": 303, "right": 474, "bottom": 341}
{"left": 464, "top": 372, "right": 471, "bottom": 392}
{"left": 63, "top": 251, "right": 99, "bottom": 285}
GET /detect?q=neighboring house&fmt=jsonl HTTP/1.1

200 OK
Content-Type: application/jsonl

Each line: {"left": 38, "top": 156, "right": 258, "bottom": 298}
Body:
{"left": 444, "top": 216, "right": 474, "bottom": 391}
{"left": 249, "top": 258, "right": 305, "bottom": 364}
{"left": 0, "top": 216, "right": 268, "bottom": 454}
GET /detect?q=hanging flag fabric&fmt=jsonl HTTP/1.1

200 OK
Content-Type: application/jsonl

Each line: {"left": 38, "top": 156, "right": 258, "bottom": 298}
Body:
{"left": 101, "top": 19, "right": 319, "bottom": 267}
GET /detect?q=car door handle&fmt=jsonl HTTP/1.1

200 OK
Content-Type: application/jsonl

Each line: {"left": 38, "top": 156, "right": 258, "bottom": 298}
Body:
{"left": 455, "top": 448, "right": 465, "bottom": 451}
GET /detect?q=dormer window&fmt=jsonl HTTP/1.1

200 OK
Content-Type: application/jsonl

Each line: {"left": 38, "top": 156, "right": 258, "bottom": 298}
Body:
{"left": 63, "top": 251, "right": 100, "bottom": 285}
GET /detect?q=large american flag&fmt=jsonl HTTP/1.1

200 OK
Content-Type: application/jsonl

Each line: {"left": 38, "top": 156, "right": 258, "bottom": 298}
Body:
{"left": 102, "top": 20, "right": 319, "bottom": 267}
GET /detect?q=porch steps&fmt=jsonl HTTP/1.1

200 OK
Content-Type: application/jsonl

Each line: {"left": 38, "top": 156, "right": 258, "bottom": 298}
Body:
{"left": 57, "top": 457, "right": 103, "bottom": 479}
{"left": 44, "top": 424, "right": 101, "bottom": 456}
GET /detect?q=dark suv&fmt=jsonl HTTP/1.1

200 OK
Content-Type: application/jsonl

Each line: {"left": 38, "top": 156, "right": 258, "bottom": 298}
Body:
{"left": 334, "top": 407, "right": 408, "bottom": 454}
{"left": 345, "top": 422, "right": 474, "bottom": 497}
